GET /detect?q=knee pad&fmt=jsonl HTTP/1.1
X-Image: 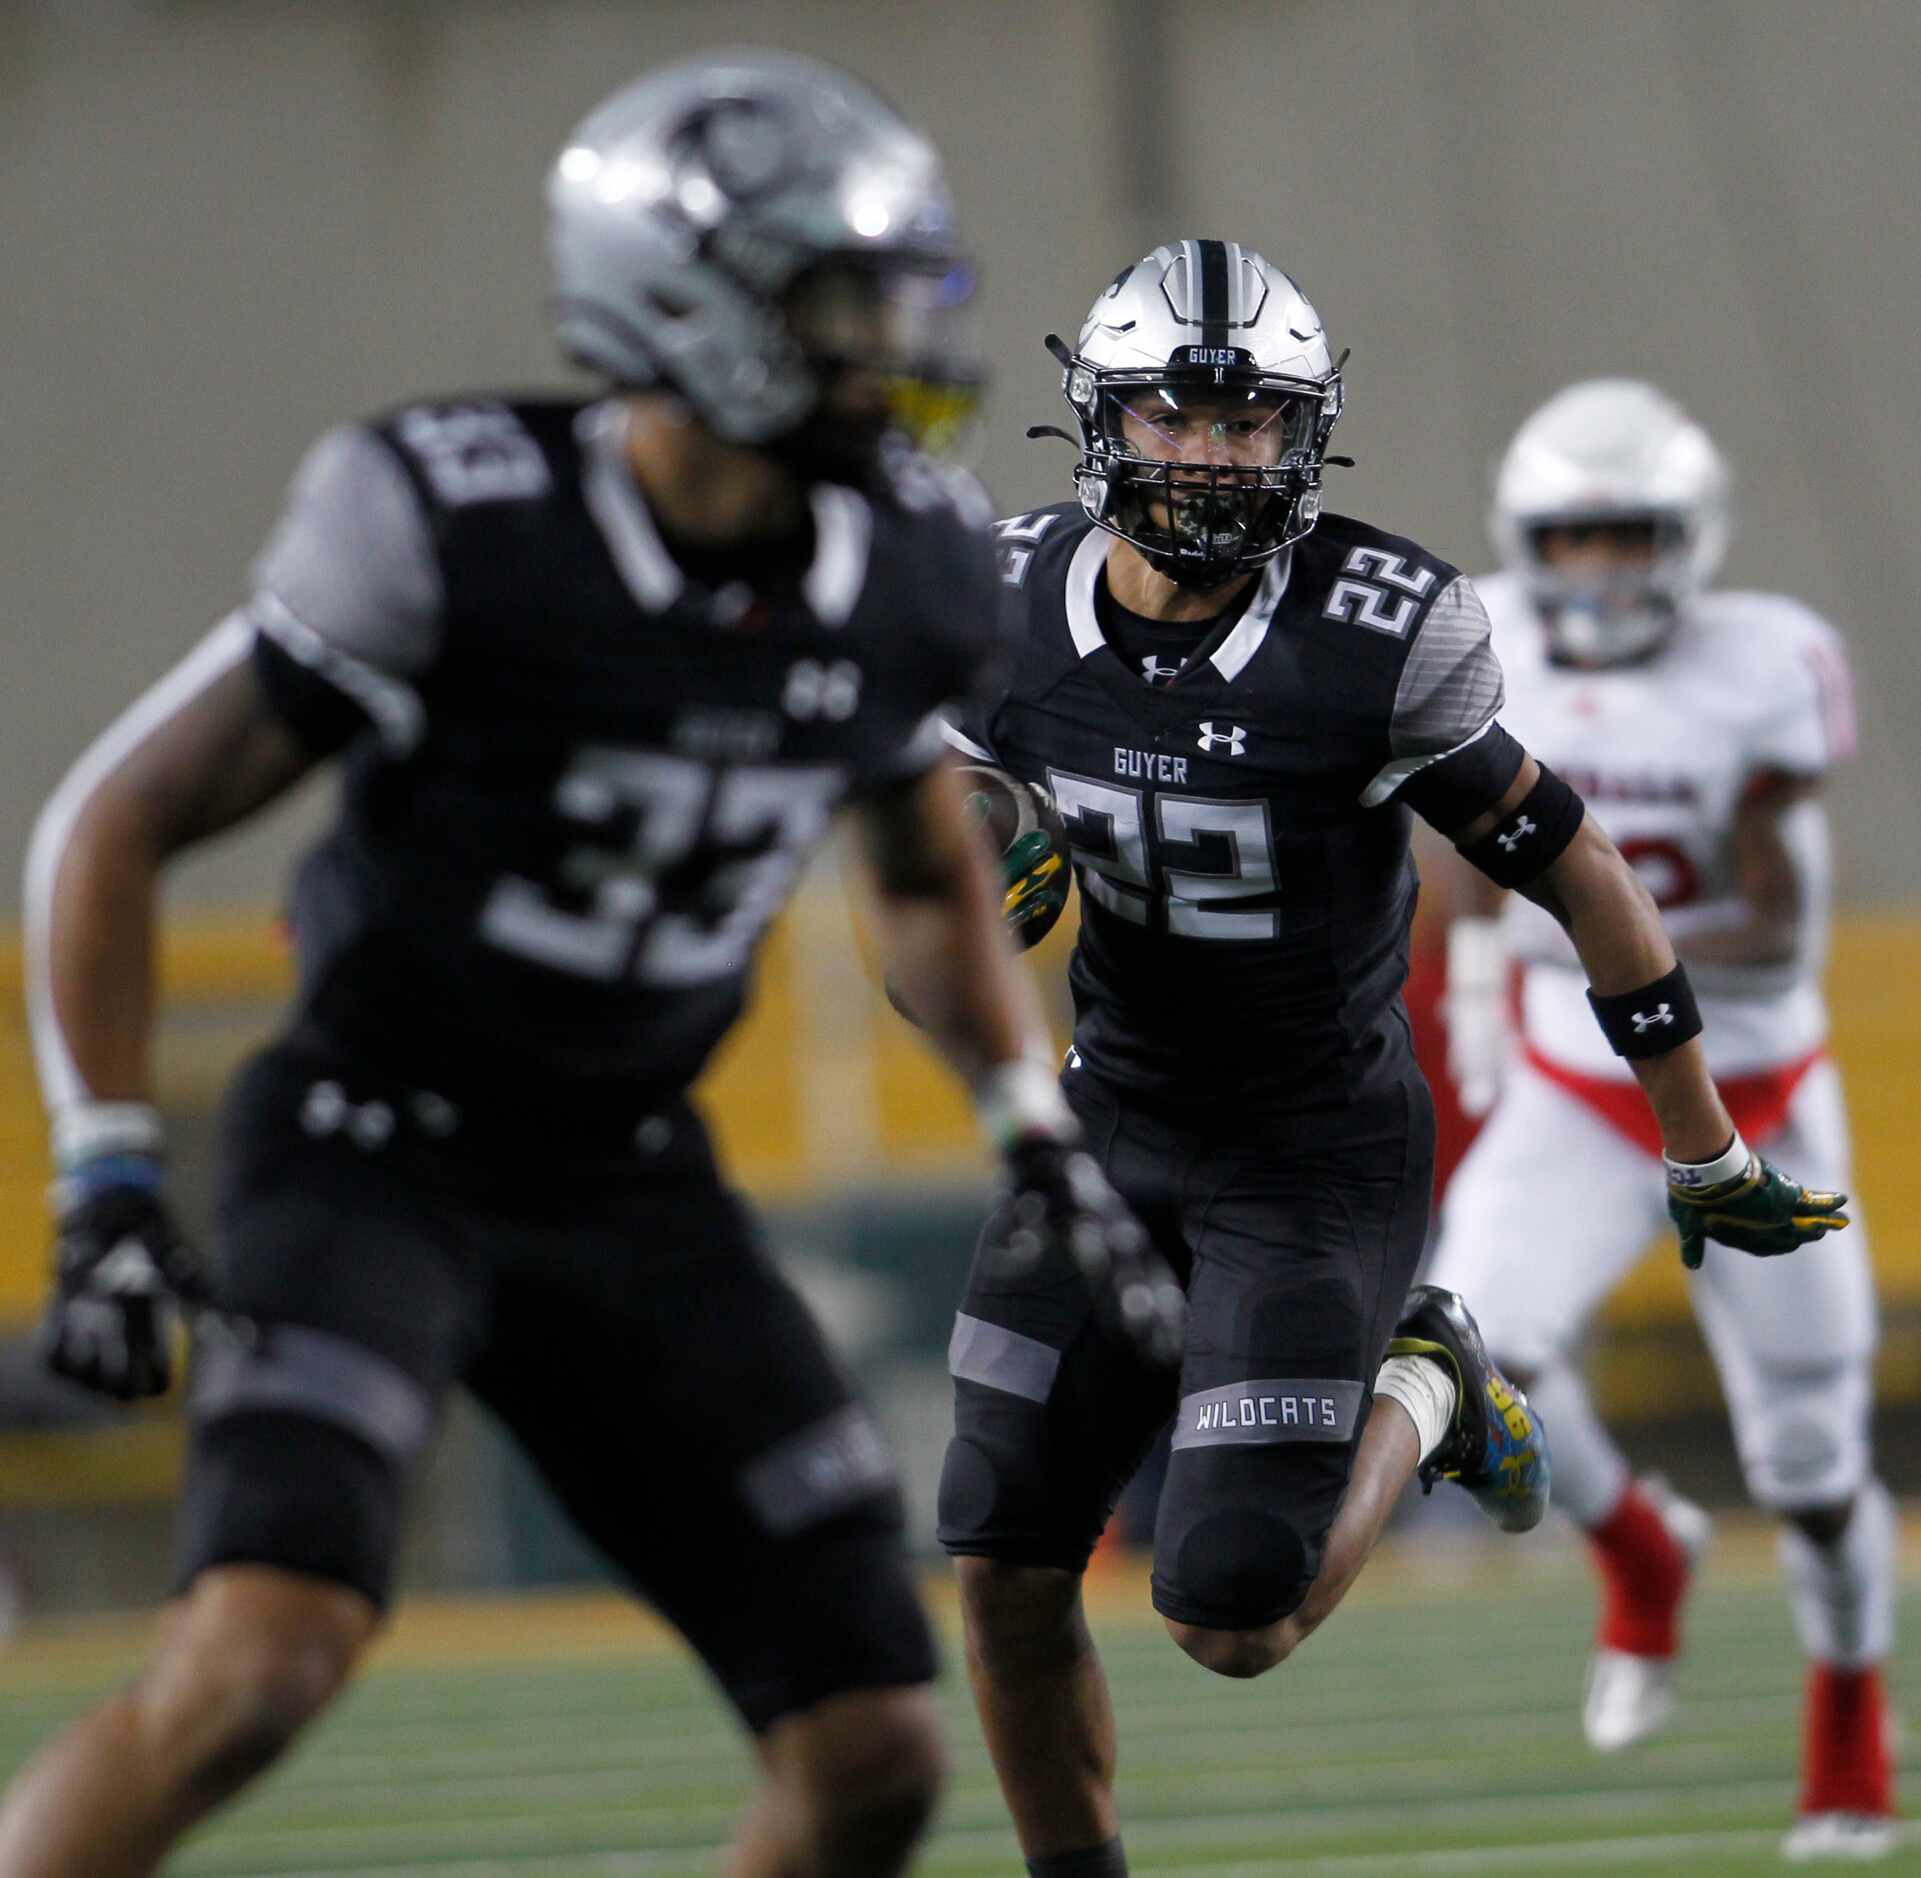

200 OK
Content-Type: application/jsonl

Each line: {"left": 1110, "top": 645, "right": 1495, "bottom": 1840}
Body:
{"left": 176, "top": 1410, "right": 406, "bottom": 1608}
{"left": 721, "top": 1529, "right": 938, "bottom": 1734}
{"left": 1737, "top": 1365, "right": 1871, "bottom": 1511}
{"left": 1153, "top": 1502, "right": 1314, "bottom": 1630}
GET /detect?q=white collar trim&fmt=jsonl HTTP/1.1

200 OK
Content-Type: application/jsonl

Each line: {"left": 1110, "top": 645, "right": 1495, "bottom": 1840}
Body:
{"left": 580, "top": 403, "right": 873, "bottom": 627}
{"left": 1067, "top": 532, "right": 1293, "bottom": 680}
{"left": 1209, "top": 549, "right": 1292, "bottom": 682}
{"left": 803, "top": 483, "right": 873, "bottom": 627}
{"left": 1064, "top": 528, "right": 1111, "bottom": 659}
{"left": 580, "top": 404, "right": 683, "bottom": 611}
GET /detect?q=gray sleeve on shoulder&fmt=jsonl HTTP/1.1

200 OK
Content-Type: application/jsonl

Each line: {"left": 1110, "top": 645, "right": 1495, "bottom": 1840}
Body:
{"left": 1388, "top": 576, "right": 1505, "bottom": 758}
{"left": 247, "top": 425, "right": 444, "bottom": 673}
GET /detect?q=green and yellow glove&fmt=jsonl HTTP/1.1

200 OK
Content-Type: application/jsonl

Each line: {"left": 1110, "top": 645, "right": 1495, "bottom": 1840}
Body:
{"left": 1001, "top": 828, "right": 1070, "bottom": 949}
{"left": 1665, "top": 1135, "right": 1850, "bottom": 1271}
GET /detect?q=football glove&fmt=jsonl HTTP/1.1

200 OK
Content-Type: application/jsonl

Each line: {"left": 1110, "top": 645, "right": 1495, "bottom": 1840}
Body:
{"left": 990, "top": 1137, "right": 1185, "bottom": 1367}
{"left": 42, "top": 1155, "right": 209, "bottom": 1401}
{"left": 1000, "top": 829, "right": 1070, "bottom": 947}
{"left": 1666, "top": 1154, "right": 1850, "bottom": 1271}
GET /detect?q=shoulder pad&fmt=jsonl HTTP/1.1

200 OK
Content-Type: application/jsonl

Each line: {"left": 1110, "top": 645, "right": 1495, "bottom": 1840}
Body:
{"left": 879, "top": 452, "right": 998, "bottom": 530}
{"left": 375, "top": 397, "right": 579, "bottom": 510}
{"left": 991, "top": 502, "right": 1091, "bottom": 591}
{"left": 1300, "top": 513, "right": 1463, "bottom": 643}
{"left": 1690, "top": 588, "right": 1843, "bottom": 666}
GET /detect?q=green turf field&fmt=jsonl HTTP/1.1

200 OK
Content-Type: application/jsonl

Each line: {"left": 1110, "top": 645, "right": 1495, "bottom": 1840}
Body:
{"left": 0, "top": 1534, "right": 1912, "bottom": 1875}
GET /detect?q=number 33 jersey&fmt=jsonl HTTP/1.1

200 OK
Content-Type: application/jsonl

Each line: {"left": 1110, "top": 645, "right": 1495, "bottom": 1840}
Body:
{"left": 952, "top": 503, "right": 1516, "bottom": 1111}
{"left": 1480, "top": 568, "right": 1857, "bottom": 1081}
{"left": 244, "top": 397, "right": 1000, "bottom": 1106}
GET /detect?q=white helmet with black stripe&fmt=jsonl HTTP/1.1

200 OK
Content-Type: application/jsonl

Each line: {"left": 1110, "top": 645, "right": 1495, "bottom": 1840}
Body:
{"left": 1045, "top": 240, "right": 1344, "bottom": 587}
{"left": 548, "top": 48, "right": 980, "bottom": 479}
{"left": 1492, "top": 379, "right": 1730, "bottom": 665}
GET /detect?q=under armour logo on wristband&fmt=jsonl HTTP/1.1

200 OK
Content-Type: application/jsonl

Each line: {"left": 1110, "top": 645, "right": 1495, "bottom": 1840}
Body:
{"left": 1632, "top": 1004, "right": 1675, "bottom": 1033}
{"left": 1496, "top": 815, "right": 1537, "bottom": 854}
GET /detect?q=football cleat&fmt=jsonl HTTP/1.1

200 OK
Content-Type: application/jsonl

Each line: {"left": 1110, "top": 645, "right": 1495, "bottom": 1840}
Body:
{"left": 1781, "top": 1813, "right": 1899, "bottom": 1862}
{"left": 1791, "top": 1661, "right": 1898, "bottom": 1858}
{"left": 1582, "top": 1477, "right": 1712, "bottom": 1753}
{"left": 1387, "top": 1285, "right": 1550, "bottom": 1534}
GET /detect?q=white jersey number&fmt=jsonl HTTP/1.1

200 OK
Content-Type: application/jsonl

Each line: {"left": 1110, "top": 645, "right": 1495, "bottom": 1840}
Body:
{"left": 481, "top": 750, "right": 844, "bottom": 983}
{"left": 1047, "top": 768, "right": 1278, "bottom": 940}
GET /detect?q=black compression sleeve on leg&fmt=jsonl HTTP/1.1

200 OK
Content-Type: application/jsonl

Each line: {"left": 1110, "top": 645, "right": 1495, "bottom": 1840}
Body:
{"left": 1029, "top": 1843, "right": 1129, "bottom": 1877}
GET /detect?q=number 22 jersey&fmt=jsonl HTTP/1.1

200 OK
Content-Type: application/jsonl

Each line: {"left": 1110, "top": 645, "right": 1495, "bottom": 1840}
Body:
{"left": 950, "top": 503, "right": 1517, "bottom": 1112}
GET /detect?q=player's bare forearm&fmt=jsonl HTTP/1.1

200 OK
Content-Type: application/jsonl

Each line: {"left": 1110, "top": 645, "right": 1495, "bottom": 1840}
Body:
{"left": 33, "top": 659, "right": 316, "bottom": 1107}
{"left": 1522, "top": 818, "right": 1734, "bottom": 1161}
{"left": 42, "top": 803, "right": 168, "bottom": 1102}
{"left": 857, "top": 763, "right": 1049, "bottom": 1083}
{"left": 1667, "top": 771, "right": 1818, "bottom": 971}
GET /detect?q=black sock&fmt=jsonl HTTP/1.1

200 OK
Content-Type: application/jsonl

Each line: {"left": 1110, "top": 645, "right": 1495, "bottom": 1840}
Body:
{"left": 1027, "top": 1842, "right": 1128, "bottom": 1877}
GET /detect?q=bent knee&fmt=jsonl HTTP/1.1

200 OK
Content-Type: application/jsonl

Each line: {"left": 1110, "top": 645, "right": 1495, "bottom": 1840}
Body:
{"left": 1165, "top": 1618, "right": 1289, "bottom": 1680}
{"left": 954, "top": 1556, "right": 1084, "bottom": 1666}
{"left": 139, "top": 1568, "right": 374, "bottom": 1792}
{"left": 781, "top": 1685, "right": 946, "bottom": 1856}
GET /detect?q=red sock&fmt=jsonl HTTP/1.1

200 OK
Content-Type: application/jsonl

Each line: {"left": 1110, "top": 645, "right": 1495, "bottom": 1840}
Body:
{"left": 1587, "top": 1482, "right": 1691, "bottom": 1659}
{"left": 1800, "top": 1663, "right": 1894, "bottom": 1818}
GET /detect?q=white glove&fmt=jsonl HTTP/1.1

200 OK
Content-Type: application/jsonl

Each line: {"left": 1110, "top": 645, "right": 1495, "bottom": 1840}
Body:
{"left": 1443, "top": 916, "right": 1510, "bottom": 1118}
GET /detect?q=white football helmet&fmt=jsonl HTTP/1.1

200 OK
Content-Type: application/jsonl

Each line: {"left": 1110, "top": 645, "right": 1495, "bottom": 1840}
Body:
{"left": 1047, "top": 241, "right": 1343, "bottom": 587}
{"left": 548, "top": 49, "right": 978, "bottom": 476}
{"left": 1492, "top": 379, "right": 1730, "bottom": 665}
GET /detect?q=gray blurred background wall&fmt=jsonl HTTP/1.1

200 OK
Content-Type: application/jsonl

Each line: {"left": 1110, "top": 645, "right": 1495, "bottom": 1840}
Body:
{"left": 3, "top": 0, "right": 1917, "bottom": 909}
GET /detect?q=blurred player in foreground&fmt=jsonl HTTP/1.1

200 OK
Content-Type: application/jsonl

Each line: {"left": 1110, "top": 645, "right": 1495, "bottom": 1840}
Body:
{"left": 0, "top": 51, "right": 1180, "bottom": 1878}
{"left": 930, "top": 248, "right": 1846, "bottom": 1877}
{"left": 1427, "top": 380, "right": 1894, "bottom": 1860}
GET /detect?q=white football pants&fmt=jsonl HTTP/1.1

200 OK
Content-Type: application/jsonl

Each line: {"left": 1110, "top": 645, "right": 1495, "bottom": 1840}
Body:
{"left": 1428, "top": 1057, "right": 1878, "bottom": 1515}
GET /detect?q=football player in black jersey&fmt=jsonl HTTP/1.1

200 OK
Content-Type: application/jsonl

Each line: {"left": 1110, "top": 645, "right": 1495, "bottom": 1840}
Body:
{"left": 935, "top": 242, "right": 1848, "bottom": 1877}
{"left": 0, "top": 55, "right": 1181, "bottom": 1878}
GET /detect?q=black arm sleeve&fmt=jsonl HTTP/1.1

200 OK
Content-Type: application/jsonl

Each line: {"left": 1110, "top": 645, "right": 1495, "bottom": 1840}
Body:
{"left": 1397, "top": 722, "right": 1526, "bottom": 834}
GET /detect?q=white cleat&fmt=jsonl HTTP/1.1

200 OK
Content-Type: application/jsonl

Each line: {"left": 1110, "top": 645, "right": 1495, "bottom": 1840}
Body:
{"left": 1580, "top": 1478, "right": 1712, "bottom": 1753}
{"left": 1582, "top": 1647, "right": 1677, "bottom": 1752}
{"left": 1781, "top": 1812, "right": 1900, "bottom": 1861}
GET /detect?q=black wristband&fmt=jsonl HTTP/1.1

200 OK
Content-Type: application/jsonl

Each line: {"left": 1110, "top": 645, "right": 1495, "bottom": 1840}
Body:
{"left": 1458, "top": 762, "right": 1585, "bottom": 889}
{"left": 1587, "top": 963, "right": 1704, "bottom": 1058}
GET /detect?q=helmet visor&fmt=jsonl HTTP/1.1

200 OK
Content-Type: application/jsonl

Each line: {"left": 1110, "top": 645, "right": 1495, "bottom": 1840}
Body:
{"left": 786, "top": 257, "right": 983, "bottom": 454}
{"left": 1102, "top": 382, "right": 1319, "bottom": 471}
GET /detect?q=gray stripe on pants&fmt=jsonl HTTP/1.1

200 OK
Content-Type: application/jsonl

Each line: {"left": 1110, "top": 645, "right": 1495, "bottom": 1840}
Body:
{"left": 948, "top": 1312, "right": 1062, "bottom": 1405}
{"left": 739, "top": 1403, "right": 897, "bottom": 1537}
{"left": 1172, "top": 1378, "right": 1365, "bottom": 1451}
{"left": 192, "top": 1324, "right": 436, "bottom": 1466}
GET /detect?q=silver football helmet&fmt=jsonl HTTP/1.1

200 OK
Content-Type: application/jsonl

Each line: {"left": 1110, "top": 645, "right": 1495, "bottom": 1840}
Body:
{"left": 548, "top": 49, "right": 979, "bottom": 474}
{"left": 1492, "top": 379, "right": 1730, "bottom": 665}
{"left": 1047, "top": 241, "right": 1343, "bottom": 587}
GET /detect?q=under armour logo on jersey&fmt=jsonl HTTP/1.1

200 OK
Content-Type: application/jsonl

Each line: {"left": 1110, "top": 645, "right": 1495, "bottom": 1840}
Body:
{"left": 1496, "top": 815, "right": 1538, "bottom": 854}
{"left": 1632, "top": 1004, "right": 1675, "bottom": 1033}
{"left": 1142, "top": 655, "right": 1185, "bottom": 685}
{"left": 783, "top": 659, "right": 861, "bottom": 721}
{"left": 300, "top": 1081, "right": 396, "bottom": 1151}
{"left": 1197, "top": 722, "right": 1247, "bottom": 755}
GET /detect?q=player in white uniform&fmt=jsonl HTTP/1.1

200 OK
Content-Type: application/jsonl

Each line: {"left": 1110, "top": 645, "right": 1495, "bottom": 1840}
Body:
{"left": 1428, "top": 381, "right": 1895, "bottom": 1861}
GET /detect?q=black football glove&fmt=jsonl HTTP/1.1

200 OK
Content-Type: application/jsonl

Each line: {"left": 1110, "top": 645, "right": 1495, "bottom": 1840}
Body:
{"left": 1666, "top": 1153, "right": 1850, "bottom": 1271}
{"left": 42, "top": 1156, "right": 209, "bottom": 1401}
{"left": 990, "top": 1137, "right": 1185, "bottom": 1367}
